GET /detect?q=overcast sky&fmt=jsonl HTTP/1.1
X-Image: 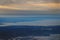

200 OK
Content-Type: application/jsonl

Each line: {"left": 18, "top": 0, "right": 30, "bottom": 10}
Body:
{"left": 0, "top": 0, "right": 60, "bottom": 14}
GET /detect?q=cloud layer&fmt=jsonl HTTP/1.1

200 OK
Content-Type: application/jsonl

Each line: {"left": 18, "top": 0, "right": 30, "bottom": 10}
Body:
{"left": 0, "top": 0, "right": 60, "bottom": 10}
{"left": 0, "top": 0, "right": 60, "bottom": 15}
{"left": 0, "top": 0, "right": 60, "bottom": 5}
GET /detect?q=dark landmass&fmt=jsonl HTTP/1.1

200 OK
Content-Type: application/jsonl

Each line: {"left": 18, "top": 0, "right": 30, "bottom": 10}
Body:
{"left": 0, "top": 25, "right": 60, "bottom": 39}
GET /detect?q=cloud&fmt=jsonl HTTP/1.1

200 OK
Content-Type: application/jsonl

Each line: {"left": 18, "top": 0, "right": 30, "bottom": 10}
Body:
{"left": 0, "top": 0, "right": 49, "bottom": 5}
{"left": 1, "top": 19, "right": 60, "bottom": 26}
{"left": 0, "top": 0, "right": 60, "bottom": 10}
{"left": 0, "top": 0, "right": 60, "bottom": 5}
{"left": 0, "top": 4, "right": 49, "bottom": 10}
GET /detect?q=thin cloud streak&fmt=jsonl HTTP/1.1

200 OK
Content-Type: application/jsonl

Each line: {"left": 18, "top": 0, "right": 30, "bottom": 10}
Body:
{"left": 1, "top": 19, "right": 60, "bottom": 26}
{"left": 0, "top": 3, "right": 60, "bottom": 10}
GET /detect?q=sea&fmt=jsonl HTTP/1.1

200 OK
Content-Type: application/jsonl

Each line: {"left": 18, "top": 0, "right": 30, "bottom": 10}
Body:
{"left": 0, "top": 14, "right": 60, "bottom": 40}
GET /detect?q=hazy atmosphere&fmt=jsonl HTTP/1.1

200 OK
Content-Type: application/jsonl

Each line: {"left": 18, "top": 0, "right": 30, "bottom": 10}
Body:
{"left": 0, "top": 0, "right": 60, "bottom": 40}
{"left": 0, "top": 0, "right": 60, "bottom": 14}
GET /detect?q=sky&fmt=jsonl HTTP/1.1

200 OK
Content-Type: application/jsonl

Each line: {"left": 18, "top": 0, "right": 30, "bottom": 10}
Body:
{"left": 0, "top": 0, "right": 60, "bottom": 14}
